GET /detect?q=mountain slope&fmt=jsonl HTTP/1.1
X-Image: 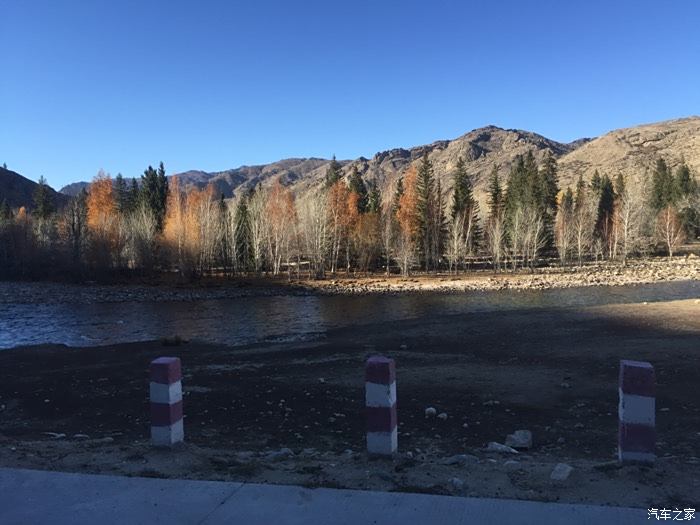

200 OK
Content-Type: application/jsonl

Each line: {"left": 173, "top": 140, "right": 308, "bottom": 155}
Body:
{"left": 0, "top": 167, "right": 69, "bottom": 210}
{"left": 50, "top": 116, "right": 700, "bottom": 206}
{"left": 557, "top": 116, "right": 700, "bottom": 188}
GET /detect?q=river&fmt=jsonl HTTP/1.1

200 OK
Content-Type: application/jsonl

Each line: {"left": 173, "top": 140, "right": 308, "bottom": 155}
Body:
{"left": 0, "top": 280, "right": 698, "bottom": 349}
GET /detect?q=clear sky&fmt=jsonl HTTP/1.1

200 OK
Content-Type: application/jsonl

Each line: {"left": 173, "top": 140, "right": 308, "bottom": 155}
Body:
{"left": 2, "top": 0, "right": 699, "bottom": 189}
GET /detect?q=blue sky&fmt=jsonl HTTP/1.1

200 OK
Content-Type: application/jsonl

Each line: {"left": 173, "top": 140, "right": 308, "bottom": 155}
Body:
{"left": 1, "top": 1, "right": 699, "bottom": 189}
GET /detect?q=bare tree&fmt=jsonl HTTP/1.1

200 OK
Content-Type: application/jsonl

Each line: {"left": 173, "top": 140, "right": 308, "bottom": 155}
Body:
{"left": 248, "top": 187, "right": 269, "bottom": 274}
{"left": 445, "top": 212, "right": 466, "bottom": 273}
{"left": 555, "top": 202, "right": 574, "bottom": 265}
{"left": 298, "top": 191, "right": 328, "bottom": 278}
{"left": 485, "top": 211, "right": 505, "bottom": 271}
{"left": 379, "top": 204, "right": 395, "bottom": 276}
{"left": 615, "top": 175, "right": 649, "bottom": 265}
{"left": 125, "top": 202, "right": 157, "bottom": 271}
{"left": 655, "top": 205, "right": 685, "bottom": 257}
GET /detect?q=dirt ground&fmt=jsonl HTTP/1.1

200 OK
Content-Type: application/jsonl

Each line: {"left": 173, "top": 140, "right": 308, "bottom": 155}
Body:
{"left": 0, "top": 298, "right": 699, "bottom": 508}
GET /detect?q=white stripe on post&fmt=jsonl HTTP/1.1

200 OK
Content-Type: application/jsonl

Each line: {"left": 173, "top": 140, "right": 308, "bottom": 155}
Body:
{"left": 618, "top": 359, "right": 655, "bottom": 463}
{"left": 365, "top": 356, "right": 397, "bottom": 456}
{"left": 150, "top": 356, "right": 184, "bottom": 447}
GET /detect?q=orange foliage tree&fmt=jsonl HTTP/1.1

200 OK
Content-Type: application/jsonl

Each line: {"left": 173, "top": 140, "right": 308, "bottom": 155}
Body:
{"left": 86, "top": 171, "right": 120, "bottom": 269}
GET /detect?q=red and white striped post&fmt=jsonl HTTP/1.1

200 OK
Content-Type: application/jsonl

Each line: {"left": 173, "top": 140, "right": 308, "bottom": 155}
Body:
{"left": 365, "top": 356, "right": 397, "bottom": 456}
{"left": 150, "top": 357, "right": 184, "bottom": 447}
{"left": 618, "top": 359, "right": 655, "bottom": 463}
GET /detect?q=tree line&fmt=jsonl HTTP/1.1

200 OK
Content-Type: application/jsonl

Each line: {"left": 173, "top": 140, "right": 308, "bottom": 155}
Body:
{"left": 0, "top": 154, "right": 698, "bottom": 280}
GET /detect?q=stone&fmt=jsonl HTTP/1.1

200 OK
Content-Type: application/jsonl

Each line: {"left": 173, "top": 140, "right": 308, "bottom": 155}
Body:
{"left": 486, "top": 442, "right": 518, "bottom": 454}
{"left": 437, "top": 412, "right": 448, "bottom": 421}
{"left": 424, "top": 407, "right": 437, "bottom": 418}
{"left": 43, "top": 432, "right": 66, "bottom": 439}
{"left": 449, "top": 477, "right": 464, "bottom": 490}
{"left": 550, "top": 463, "right": 573, "bottom": 481}
{"left": 441, "top": 454, "right": 478, "bottom": 466}
{"left": 503, "top": 460, "right": 520, "bottom": 471}
{"left": 265, "top": 448, "right": 294, "bottom": 462}
{"left": 505, "top": 430, "right": 532, "bottom": 450}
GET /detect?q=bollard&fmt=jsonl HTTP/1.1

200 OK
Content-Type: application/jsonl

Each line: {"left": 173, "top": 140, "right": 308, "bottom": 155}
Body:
{"left": 618, "top": 359, "right": 655, "bottom": 463}
{"left": 150, "top": 357, "right": 184, "bottom": 447}
{"left": 365, "top": 356, "right": 397, "bottom": 456}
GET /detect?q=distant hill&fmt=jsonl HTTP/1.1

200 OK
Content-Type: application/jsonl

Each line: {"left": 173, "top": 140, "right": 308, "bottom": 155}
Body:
{"left": 0, "top": 167, "right": 69, "bottom": 210}
{"left": 45, "top": 115, "right": 700, "bottom": 207}
{"left": 58, "top": 181, "right": 90, "bottom": 197}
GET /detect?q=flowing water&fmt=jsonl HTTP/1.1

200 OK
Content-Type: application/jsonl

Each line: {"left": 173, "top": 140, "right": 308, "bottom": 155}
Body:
{"left": 0, "top": 281, "right": 698, "bottom": 349}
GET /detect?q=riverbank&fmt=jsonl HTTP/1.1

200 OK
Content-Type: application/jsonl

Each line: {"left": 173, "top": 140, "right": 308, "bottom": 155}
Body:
{"left": 0, "top": 257, "right": 698, "bottom": 304}
{"left": 1, "top": 298, "right": 698, "bottom": 507}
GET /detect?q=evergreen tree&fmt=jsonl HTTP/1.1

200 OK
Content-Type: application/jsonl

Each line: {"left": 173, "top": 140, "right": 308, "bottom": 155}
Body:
{"left": 325, "top": 156, "right": 342, "bottom": 188}
{"left": 451, "top": 156, "right": 482, "bottom": 250}
{"left": 129, "top": 179, "right": 140, "bottom": 209}
{"left": 590, "top": 170, "right": 602, "bottom": 192}
{"left": 33, "top": 176, "right": 54, "bottom": 219}
{"left": 366, "top": 180, "right": 381, "bottom": 213}
{"left": 675, "top": 162, "right": 696, "bottom": 198}
{"left": 540, "top": 151, "right": 559, "bottom": 210}
{"left": 2, "top": 163, "right": 6, "bottom": 170}
{"left": 574, "top": 174, "right": 587, "bottom": 212}
{"left": 234, "top": 195, "right": 252, "bottom": 271}
{"left": 392, "top": 176, "right": 404, "bottom": 214}
{"left": 140, "top": 162, "right": 169, "bottom": 231}
{"left": 347, "top": 166, "right": 368, "bottom": 212}
{"left": 114, "top": 173, "right": 129, "bottom": 214}
{"left": 0, "top": 199, "right": 12, "bottom": 222}
{"left": 487, "top": 165, "right": 504, "bottom": 219}
{"left": 595, "top": 174, "right": 616, "bottom": 250}
{"left": 416, "top": 154, "right": 437, "bottom": 270}
{"left": 561, "top": 187, "right": 574, "bottom": 213}
{"left": 650, "top": 158, "right": 675, "bottom": 211}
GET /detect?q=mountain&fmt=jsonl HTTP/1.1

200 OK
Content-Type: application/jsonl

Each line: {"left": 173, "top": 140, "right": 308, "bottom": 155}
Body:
{"left": 557, "top": 116, "right": 700, "bottom": 188}
{"left": 58, "top": 181, "right": 90, "bottom": 197}
{"left": 51, "top": 116, "right": 700, "bottom": 206}
{"left": 0, "top": 167, "right": 69, "bottom": 210}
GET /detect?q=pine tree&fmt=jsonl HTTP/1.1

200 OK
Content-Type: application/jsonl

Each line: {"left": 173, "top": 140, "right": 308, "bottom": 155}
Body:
{"left": 574, "top": 174, "right": 587, "bottom": 212}
{"left": 114, "top": 173, "right": 129, "bottom": 214}
{"left": 487, "top": 165, "right": 504, "bottom": 219}
{"left": 140, "top": 162, "right": 169, "bottom": 231}
{"left": 392, "top": 176, "right": 404, "bottom": 214}
{"left": 366, "top": 180, "right": 381, "bottom": 214}
{"left": 451, "top": 156, "right": 482, "bottom": 251}
{"left": 129, "top": 179, "right": 140, "bottom": 209}
{"left": 234, "top": 195, "right": 252, "bottom": 271}
{"left": 33, "top": 176, "right": 55, "bottom": 219}
{"left": 347, "top": 166, "right": 368, "bottom": 212}
{"left": 0, "top": 199, "right": 11, "bottom": 222}
{"left": 325, "top": 156, "right": 342, "bottom": 188}
{"left": 650, "top": 158, "right": 675, "bottom": 211}
{"left": 595, "top": 174, "right": 616, "bottom": 254}
{"left": 675, "top": 162, "right": 696, "bottom": 198}
{"left": 416, "top": 154, "right": 437, "bottom": 270}
{"left": 590, "top": 170, "right": 602, "bottom": 192}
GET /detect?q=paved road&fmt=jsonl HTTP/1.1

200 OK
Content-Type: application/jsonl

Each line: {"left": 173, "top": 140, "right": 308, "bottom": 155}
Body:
{"left": 0, "top": 467, "right": 646, "bottom": 524}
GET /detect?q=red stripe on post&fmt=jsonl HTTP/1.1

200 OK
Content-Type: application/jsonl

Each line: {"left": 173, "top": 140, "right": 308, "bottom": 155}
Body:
{"left": 619, "top": 360, "right": 655, "bottom": 397}
{"left": 366, "top": 405, "right": 397, "bottom": 432}
{"left": 619, "top": 422, "right": 655, "bottom": 453}
{"left": 150, "top": 357, "right": 182, "bottom": 385}
{"left": 366, "top": 356, "right": 396, "bottom": 385}
{"left": 151, "top": 400, "right": 183, "bottom": 426}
